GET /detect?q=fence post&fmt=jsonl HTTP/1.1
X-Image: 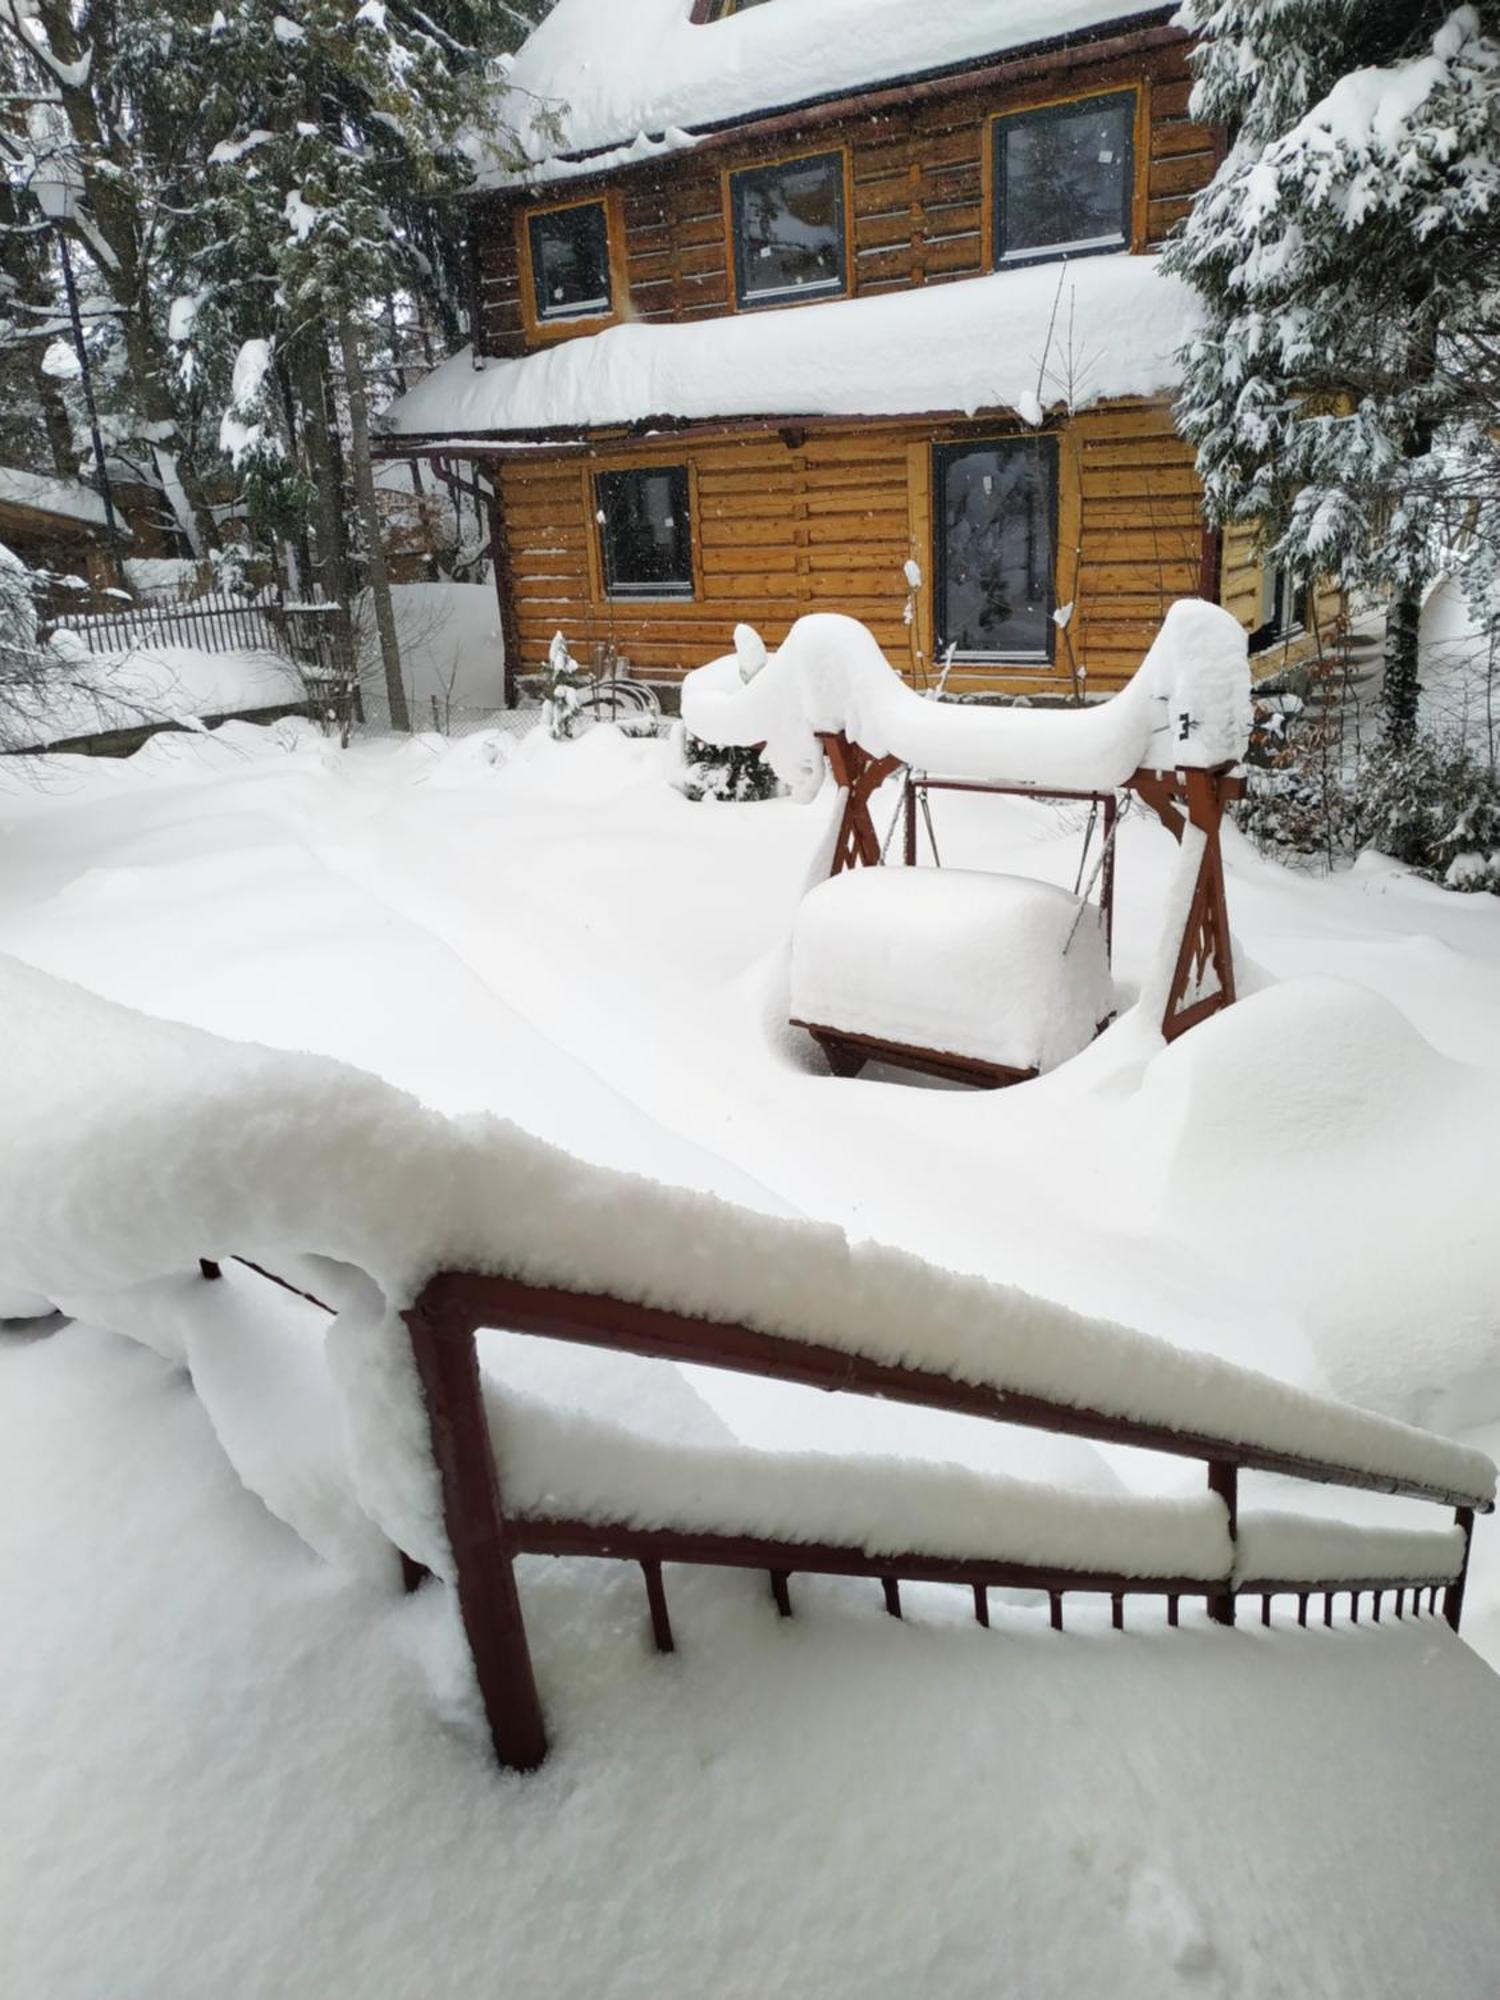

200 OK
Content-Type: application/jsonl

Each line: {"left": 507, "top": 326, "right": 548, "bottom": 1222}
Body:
{"left": 403, "top": 1290, "right": 547, "bottom": 1772}
{"left": 1445, "top": 1508, "right": 1475, "bottom": 1633}
{"left": 1207, "top": 1459, "right": 1238, "bottom": 1627}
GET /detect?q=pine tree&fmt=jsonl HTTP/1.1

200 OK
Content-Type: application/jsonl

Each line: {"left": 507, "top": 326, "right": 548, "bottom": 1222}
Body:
{"left": 1164, "top": 2, "right": 1500, "bottom": 745}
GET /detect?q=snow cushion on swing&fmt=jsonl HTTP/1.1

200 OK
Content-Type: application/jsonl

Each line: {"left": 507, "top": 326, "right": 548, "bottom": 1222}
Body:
{"left": 791, "top": 868, "right": 1115, "bottom": 1075}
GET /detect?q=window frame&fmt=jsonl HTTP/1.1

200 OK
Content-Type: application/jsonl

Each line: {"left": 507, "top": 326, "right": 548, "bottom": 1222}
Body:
{"left": 1250, "top": 564, "right": 1310, "bottom": 654}
{"left": 591, "top": 461, "right": 698, "bottom": 603}
{"left": 515, "top": 189, "right": 628, "bottom": 345}
{"left": 987, "top": 88, "right": 1142, "bottom": 273}
{"left": 932, "top": 434, "right": 1061, "bottom": 668}
{"left": 724, "top": 144, "right": 853, "bottom": 315}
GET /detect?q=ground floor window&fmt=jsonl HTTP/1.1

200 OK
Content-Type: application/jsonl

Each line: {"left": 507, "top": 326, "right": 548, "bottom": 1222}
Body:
{"left": 595, "top": 467, "right": 694, "bottom": 598}
{"left": 934, "top": 438, "right": 1058, "bottom": 663}
{"left": 1251, "top": 564, "right": 1309, "bottom": 651}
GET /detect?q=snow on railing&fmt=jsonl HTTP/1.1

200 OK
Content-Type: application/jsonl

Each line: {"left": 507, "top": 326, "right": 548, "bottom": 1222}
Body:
{"left": 0, "top": 954, "right": 1488, "bottom": 1774}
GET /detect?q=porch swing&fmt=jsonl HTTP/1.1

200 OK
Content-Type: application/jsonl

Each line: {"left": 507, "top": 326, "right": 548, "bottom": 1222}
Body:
{"left": 680, "top": 599, "right": 1251, "bottom": 1090}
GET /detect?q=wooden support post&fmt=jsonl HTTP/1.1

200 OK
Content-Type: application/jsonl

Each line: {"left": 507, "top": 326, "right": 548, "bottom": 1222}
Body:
{"left": 404, "top": 1299, "right": 547, "bottom": 1773}
{"left": 973, "top": 1584, "right": 989, "bottom": 1628}
{"left": 1446, "top": 1509, "right": 1475, "bottom": 1632}
{"left": 1207, "top": 1460, "right": 1237, "bottom": 1627}
{"left": 882, "top": 1576, "right": 902, "bottom": 1619}
{"left": 642, "top": 1561, "right": 674, "bottom": 1654}
{"left": 770, "top": 1569, "right": 793, "bottom": 1618}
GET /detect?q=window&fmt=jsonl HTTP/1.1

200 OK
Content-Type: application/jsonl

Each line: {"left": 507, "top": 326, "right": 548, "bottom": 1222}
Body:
{"left": 596, "top": 467, "right": 694, "bottom": 598}
{"left": 730, "top": 150, "right": 846, "bottom": 309}
{"left": 934, "top": 438, "right": 1058, "bottom": 662}
{"left": 1250, "top": 565, "right": 1309, "bottom": 652}
{"left": 526, "top": 200, "right": 613, "bottom": 322}
{"left": 993, "top": 92, "right": 1135, "bottom": 266}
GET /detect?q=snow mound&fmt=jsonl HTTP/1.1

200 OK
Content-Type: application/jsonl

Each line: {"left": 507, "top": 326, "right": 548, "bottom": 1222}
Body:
{"left": 681, "top": 603, "right": 1251, "bottom": 801}
{"left": 0, "top": 951, "right": 1489, "bottom": 1585}
{"left": 791, "top": 868, "right": 1114, "bottom": 1074}
{"left": 1139, "top": 976, "right": 1500, "bottom": 1437}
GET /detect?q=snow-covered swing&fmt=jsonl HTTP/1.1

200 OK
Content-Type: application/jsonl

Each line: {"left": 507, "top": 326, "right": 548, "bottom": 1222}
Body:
{"left": 681, "top": 600, "right": 1253, "bottom": 1087}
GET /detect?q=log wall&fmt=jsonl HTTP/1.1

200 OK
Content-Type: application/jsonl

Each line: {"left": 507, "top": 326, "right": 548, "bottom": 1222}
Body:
{"left": 476, "top": 30, "right": 1213, "bottom": 358}
{"left": 489, "top": 400, "right": 1226, "bottom": 695}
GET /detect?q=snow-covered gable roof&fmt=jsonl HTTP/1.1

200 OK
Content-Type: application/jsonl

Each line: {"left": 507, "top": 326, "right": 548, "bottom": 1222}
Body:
{"left": 489, "top": 0, "right": 1173, "bottom": 184}
{"left": 0, "top": 464, "right": 117, "bottom": 534}
{"left": 382, "top": 253, "right": 1198, "bottom": 440}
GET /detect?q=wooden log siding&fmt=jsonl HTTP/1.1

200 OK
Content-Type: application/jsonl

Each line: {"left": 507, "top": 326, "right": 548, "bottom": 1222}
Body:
{"left": 495, "top": 401, "right": 1214, "bottom": 693}
{"left": 476, "top": 33, "right": 1214, "bottom": 358}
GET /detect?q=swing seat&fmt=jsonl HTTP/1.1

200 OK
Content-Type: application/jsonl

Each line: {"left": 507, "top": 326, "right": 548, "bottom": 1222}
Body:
{"left": 790, "top": 867, "right": 1116, "bottom": 1085}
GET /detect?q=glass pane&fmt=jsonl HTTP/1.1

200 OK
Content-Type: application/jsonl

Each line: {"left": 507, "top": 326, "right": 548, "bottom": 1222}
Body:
{"left": 733, "top": 152, "right": 845, "bottom": 305}
{"left": 937, "top": 441, "right": 1056, "bottom": 659}
{"left": 530, "top": 202, "right": 612, "bottom": 320}
{"left": 999, "top": 96, "right": 1131, "bottom": 260}
{"left": 599, "top": 468, "right": 693, "bottom": 596}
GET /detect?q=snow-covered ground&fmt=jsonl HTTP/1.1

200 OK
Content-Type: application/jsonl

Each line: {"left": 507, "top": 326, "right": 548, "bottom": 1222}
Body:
{"left": 3, "top": 709, "right": 1500, "bottom": 1994}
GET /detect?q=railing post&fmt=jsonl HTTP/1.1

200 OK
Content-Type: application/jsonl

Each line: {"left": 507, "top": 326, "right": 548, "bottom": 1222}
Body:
{"left": 1446, "top": 1508, "right": 1476, "bottom": 1633}
{"left": 1207, "top": 1459, "right": 1237, "bottom": 1627}
{"left": 404, "top": 1294, "right": 547, "bottom": 1773}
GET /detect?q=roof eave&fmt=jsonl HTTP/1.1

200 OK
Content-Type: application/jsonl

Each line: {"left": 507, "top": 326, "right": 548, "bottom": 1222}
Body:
{"left": 484, "top": 6, "right": 1182, "bottom": 197}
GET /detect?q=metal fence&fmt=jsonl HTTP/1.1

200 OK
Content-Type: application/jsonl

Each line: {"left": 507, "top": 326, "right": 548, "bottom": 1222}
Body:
{"left": 39, "top": 590, "right": 344, "bottom": 678}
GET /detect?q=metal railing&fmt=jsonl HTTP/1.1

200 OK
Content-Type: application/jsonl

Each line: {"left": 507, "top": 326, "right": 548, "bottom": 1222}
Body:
{"left": 202, "top": 1257, "right": 1490, "bottom": 1775}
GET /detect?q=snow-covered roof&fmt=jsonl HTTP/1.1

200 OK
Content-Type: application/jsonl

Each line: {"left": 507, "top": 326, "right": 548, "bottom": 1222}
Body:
{"left": 0, "top": 464, "right": 118, "bottom": 534}
{"left": 490, "top": 0, "right": 1169, "bottom": 182}
{"left": 382, "top": 254, "right": 1198, "bottom": 440}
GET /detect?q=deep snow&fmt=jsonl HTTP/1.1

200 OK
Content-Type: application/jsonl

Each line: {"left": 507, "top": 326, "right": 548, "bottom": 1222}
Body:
{"left": 4, "top": 702, "right": 1500, "bottom": 1994}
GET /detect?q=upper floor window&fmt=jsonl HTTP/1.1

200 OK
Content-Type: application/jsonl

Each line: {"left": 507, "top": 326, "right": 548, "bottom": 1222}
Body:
{"left": 993, "top": 92, "right": 1135, "bottom": 267}
{"left": 527, "top": 199, "right": 613, "bottom": 323}
{"left": 934, "top": 438, "right": 1058, "bottom": 663}
{"left": 596, "top": 467, "right": 694, "bottom": 599}
{"left": 729, "top": 150, "right": 847, "bottom": 310}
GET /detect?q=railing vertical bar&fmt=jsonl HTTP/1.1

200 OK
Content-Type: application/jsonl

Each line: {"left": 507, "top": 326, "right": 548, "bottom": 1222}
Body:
{"left": 1207, "top": 1460, "right": 1237, "bottom": 1626}
{"left": 882, "top": 1576, "right": 902, "bottom": 1620}
{"left": 973, "top": 1584, "right": 989, "bottom": 1628}
{"left": 770, "top": 1569, "right": 792, "bottom": 1618}
{"left": 642, "top": 1560, "right": 674, "bottom": 1654}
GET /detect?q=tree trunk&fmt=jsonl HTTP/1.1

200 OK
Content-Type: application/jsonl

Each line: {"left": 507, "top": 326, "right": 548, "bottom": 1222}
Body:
{"left": 337, "top": 311, "right": 409, "bottom": 732}
{"left": 1382, "top": 586, "right": 1423, "bottom": 749}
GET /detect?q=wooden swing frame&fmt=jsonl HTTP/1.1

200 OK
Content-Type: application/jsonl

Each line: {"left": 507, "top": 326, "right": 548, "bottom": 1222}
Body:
{"left": 793, "top": 733, "right": 1242, "bottom": 1087}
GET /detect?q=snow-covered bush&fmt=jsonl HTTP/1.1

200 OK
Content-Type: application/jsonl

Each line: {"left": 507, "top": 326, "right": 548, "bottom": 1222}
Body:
{"left": 675, "top": 729, "right": 782, "bottom": 803}
{"left": 542, "top": 630, "right": 587, "bottom": 741}
{"left": 1350, "top": 732, "right": 1500, "bottom": 890}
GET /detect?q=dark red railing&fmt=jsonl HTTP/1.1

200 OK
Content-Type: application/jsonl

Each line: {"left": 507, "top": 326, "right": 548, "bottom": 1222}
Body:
{"left": 202, "top": 1259, "right": 1489, "bottom": 1774}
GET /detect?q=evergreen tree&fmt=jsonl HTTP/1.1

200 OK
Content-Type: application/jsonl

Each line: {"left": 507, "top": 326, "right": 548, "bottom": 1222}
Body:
{"left": 1164, "top": 2, "right": 1500, "bottom": 744}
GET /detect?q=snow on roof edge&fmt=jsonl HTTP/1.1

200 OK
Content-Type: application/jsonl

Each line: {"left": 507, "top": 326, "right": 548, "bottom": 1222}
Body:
{"left": 381, "top": 256, "right": 1199, "bottom": 441}
{"left": 482, "top": 1, "right": 1177, "bottom": 187}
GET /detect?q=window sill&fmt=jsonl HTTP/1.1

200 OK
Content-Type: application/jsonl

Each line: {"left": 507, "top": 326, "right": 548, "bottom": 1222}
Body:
{"left": 995, "top": 239, "right": 1129, "bottom": 272}
{"left": 735, "top": 283, "right": 847, "bottom": 313}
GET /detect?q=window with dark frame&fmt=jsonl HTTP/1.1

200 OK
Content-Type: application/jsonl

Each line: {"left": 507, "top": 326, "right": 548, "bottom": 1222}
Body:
{"left": 993, "top": 92, "right": 1135, "bottom": 267}
{"left": 1250, "top": 564, "right": 1310, "bottom": 652}
{"left": 730, "top": 150, "right": 846, "bottom": 309}
{"left": 934, "top": 438, "right": 1059, "bottom": 663}
{"left": 596, "top": 467, "right": 694, "bottom": 599}
{"left": 527, "top": 200, "right": 613, "bottom": 322}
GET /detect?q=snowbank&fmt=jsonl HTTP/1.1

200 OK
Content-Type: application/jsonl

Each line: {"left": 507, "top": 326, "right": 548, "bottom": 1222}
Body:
{"left": 0, "top": 462, "right": 125, "bottom": 533}
{"left": 682, "top": 603, "right": 1252, "bottom": 799}
{"left": 0, "top": 951, "right": 1489, "bottom": 1575}
{"left": 791, "top": 868, "right": 1115, "bottom": 1073}
{"left": 11, "top": 641, "right": 304, "bottom": 748}
{"left": 493, "top": 0, "right": 1145, "bottom": 176}
{"left": 381, "top": 256, "right": 1199, "bottom": 437}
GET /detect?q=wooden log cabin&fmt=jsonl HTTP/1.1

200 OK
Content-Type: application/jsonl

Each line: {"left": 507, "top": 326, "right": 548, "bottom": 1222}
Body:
{"left": 380, "top": 0, "right": 1334, "bottom": 701}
